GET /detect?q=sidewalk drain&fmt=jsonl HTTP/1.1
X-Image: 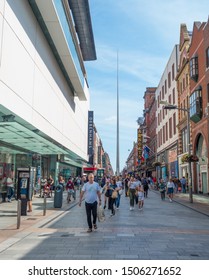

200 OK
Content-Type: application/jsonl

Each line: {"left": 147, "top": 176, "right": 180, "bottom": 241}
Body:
{"left": 190, "top": 254, "right": 199, "bottom": 257}
{"left": 27, "top": 218, "right": 37, "bottom": 220}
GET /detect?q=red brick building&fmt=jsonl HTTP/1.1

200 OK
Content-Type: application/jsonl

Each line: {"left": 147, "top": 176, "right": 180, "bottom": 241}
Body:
{"left": 143, "top": 87, "right": 157, "bottom": 177}
{"left": 189, "top": 20, "right": 209, "bottom": 194}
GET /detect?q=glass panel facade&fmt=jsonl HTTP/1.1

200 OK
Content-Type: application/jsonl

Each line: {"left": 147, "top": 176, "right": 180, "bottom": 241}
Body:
{"left": 189, "top": 88, "right": 202, "bottom": 123}
{"left": 53, "top": 0, "right": 84, "bottom": 87}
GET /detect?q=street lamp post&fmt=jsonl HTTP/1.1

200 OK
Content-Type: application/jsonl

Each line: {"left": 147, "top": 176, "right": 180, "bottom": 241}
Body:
{"left": 116, "top": 51, "right": 120, "bottom": 176}
{"left": 160, "top": 102, "right": 193, "bottom": 203}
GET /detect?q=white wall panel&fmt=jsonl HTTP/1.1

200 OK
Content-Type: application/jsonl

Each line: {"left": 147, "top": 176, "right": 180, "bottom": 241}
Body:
{"left": 0, "top": 0, "right": 5, "bottom": 16}
{"left": 0, "top": 0, "right": 89, "bottom": 161}
{"left": 1, "top": 22, "right": 35, "bottom": 105}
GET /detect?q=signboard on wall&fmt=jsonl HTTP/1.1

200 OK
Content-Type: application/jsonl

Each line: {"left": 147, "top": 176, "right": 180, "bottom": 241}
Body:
{"left": 98, "top": 146, "right": 101, "bottom": 164}
{"left": 88, "top": 111, "right": 94, "bottom": 164}
{"left": 137, "top": 128, "right": 143, "bottom": 161}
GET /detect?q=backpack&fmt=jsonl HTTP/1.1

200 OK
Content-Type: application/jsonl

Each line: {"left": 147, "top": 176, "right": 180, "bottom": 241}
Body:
{"left": 142, "top": 179, "right": 149, "bottom": 189}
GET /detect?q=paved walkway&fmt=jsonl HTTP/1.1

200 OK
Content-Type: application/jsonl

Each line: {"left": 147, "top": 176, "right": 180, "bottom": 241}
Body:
{"left": 1, "top": 189, "right": 209, "bottom": 233}
{"left": 0, "top": 189, "right": 209, "bottom": 260}
{"left": 0, "top": 189, "right": 81, "bottom": 242}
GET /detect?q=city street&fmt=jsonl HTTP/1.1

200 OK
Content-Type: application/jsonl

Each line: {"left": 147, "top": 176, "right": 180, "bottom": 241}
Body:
{"left": 0, "top": 190, "right": 209, "bottom": 260}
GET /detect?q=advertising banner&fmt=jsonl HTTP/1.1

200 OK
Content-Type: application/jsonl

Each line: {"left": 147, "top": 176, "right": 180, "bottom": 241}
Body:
{"left": 88, "top": 111, "right": 94, "bottom": 164}
{"left": 137, "top": 128, "right": 143, "bottom": 161}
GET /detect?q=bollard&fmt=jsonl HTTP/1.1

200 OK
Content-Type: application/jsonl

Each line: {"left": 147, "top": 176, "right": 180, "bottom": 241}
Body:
{"left": 43, "top": 196, "right": 47, "bottom": 216}
{"left": 17, "top": 199, "right": 21, "bottom": 229}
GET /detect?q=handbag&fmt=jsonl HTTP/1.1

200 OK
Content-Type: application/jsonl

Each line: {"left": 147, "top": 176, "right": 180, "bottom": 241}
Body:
{"left": 119, "top": 189, "right": 123, "bottom": 195}
{"left": 97, "top": 206, "right": 105, "bottom": 222}
{"left": 127, "top": 188, "right": 130, "bottom": 197}
{"left": 111, "top": 190, "right": 118, "bottom": 199}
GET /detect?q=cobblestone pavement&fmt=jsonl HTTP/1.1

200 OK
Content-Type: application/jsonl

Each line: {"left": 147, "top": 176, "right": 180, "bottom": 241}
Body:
{"left": 0, "top": 189, "right": 209, "bottom": 260}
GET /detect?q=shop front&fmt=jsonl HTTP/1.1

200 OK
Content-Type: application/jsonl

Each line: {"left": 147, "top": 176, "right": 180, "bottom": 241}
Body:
{"left": 56, "top": 158, "right": 82, "bottom": 184}
{"left": 0, "top": 118, "right": 86, "bottom": 198}
{"left": 195, "top": 134, "right": 208, "bottom": 194}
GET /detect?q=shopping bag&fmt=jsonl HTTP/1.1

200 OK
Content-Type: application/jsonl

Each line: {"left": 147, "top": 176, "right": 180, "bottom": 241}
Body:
{"left": 97, "top": 205, "right": 105, "bottom": 222}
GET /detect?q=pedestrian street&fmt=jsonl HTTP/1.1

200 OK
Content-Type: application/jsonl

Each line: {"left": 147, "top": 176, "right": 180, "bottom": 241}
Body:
{"left": 1, "top": 190, "right": 209, "bottom": 260}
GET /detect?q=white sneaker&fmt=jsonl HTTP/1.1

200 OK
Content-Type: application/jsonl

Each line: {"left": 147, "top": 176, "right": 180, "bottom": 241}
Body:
{"left": 130, "top": 207, "right": 133, "bottom": 211}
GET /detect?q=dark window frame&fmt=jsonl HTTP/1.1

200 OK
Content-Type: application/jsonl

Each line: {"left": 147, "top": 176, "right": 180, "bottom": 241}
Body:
{"left": 190, "top": 56, "right": 198, "bottom": 82}
{"left": 206, "top": 47, "right": 209, "bottom": 68}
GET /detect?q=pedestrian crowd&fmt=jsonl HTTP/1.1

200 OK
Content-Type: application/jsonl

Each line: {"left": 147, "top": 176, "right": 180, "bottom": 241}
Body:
{"left": 0, "top": 170, "right": 189, "bottom": 233}
{"left": 78, "top": 173, "right": 190, "bottom": 233}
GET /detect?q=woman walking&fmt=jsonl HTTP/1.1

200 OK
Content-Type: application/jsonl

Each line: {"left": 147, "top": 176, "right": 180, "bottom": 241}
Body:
{"left": 166, "top": 178, "right": 175, "bottom": 202}
{"left": 109, "top": 178, "right": 118, "bottom": 216}
{"left": 128, "top": 176, "right": 137, "bottom": 210}
{"left": 115, "top": 176, "right": 123, "bottom": 209}
{"left": 158, "top": 178, "right": 166, "bottom": 200}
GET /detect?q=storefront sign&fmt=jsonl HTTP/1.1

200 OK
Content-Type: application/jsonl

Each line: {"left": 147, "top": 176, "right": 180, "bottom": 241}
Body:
{"left": 98, "top": 146, "right": 101, "bottom": 164}
{"left": 102, "top": 155, "right": 106, "bottom": 168}
{"left": 200, "top": 164, "right": 207, "bottom": 172}
{"left": 137, "top": 128, "right": 143, "bottom": 161}
{"left": 88, "top": 111, "right": 94, "bottom": 163}
{"left": 170, "top": 161, "right": 178, "bottom": 178}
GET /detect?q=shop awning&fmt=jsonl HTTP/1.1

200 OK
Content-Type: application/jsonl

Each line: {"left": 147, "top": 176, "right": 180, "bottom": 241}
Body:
{"left": 83, "top": 167, "right": 97, "bottom": 172}
{"left": 0, "top": 121, "right": 69, "bottom": 155}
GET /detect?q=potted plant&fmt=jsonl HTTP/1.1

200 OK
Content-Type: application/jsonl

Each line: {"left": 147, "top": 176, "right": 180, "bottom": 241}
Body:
{"left": 189, "top": 155, "right": 199, "bottom": 162}
{"left": 181, "top": 154, "right": 199, "bottom": 163}
{"left": 152, "top": 161, "right": 162, "bottom": 167}
{"left": 181, "top": 154, "right": 190, "bottom": 163}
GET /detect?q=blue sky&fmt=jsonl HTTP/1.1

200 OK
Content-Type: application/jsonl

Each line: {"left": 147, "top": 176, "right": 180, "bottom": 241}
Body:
{"left": 85, "top": 0, "right": 209, "bottom": 173}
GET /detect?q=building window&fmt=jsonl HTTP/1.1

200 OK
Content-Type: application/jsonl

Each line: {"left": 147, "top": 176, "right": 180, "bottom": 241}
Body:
{"left": 169, "top": 117, "right": 172, "bottom": 138}
{"left": 173, "top": 113, "right": 176, "bottom": 135}
{"left": 166, "top": 122, "right": 168, "bottom": 141}
{"left": 207, "top": 83, "right": 209, "bottom": 102}
{"left": 172, "top": 88, "right": 175, "bottom": 104}
{"left": 181, "top": 127, "right": 188, "bottom": 153}
{"left": 168, "top": 94, "right": 171, "bottom": 104}
{"left": 168, "top": 72, "right": 171, "bottom": 88}
{"left": 163, "top": 125, "right": 165, "bottom": 144}
{"left": 190, "top": 56, "right": 198, "bottom": 82}
{"left": 206, "top": 47, "right": 209, "bottom": 68}
{"left": 190, "top": 86, "right": 202, "bottom": 123}
{"left": 172, "top": 63, "right": 175, "bottom": 80}
{"left": 162, "top": 85, "right": 164, "bottom": 97}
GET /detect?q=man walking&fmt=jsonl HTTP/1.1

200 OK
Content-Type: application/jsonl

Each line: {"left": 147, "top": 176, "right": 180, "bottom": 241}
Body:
{"left": 79, "top": 173, "right": 101, "bottom": 233}
{"left": 180, "top": 176, "right": 187, "bottom": 193}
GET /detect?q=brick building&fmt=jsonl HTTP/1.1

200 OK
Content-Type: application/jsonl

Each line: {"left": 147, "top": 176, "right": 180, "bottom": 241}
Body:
{"left": 189, "top": 20, "right": 209, "bottom": 194}
{"left": 176, "top": 24, "right": 192, "bottom": 179}
{"left": 143, "top": 87, "right": 157, "bottom": 177}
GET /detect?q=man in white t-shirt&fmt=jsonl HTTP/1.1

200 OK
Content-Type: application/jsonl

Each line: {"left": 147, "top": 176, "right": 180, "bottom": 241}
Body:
{"left": 79, "top": 173, "right": 101, "bottom": 233}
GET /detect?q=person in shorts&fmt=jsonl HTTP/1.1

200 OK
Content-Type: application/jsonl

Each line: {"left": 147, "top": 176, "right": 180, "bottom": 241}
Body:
{"left": 138, "top": 185, "right": 144, "bottom": 210}
{"left": 166, "top": 178, "right": 175, "bottom": 202}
